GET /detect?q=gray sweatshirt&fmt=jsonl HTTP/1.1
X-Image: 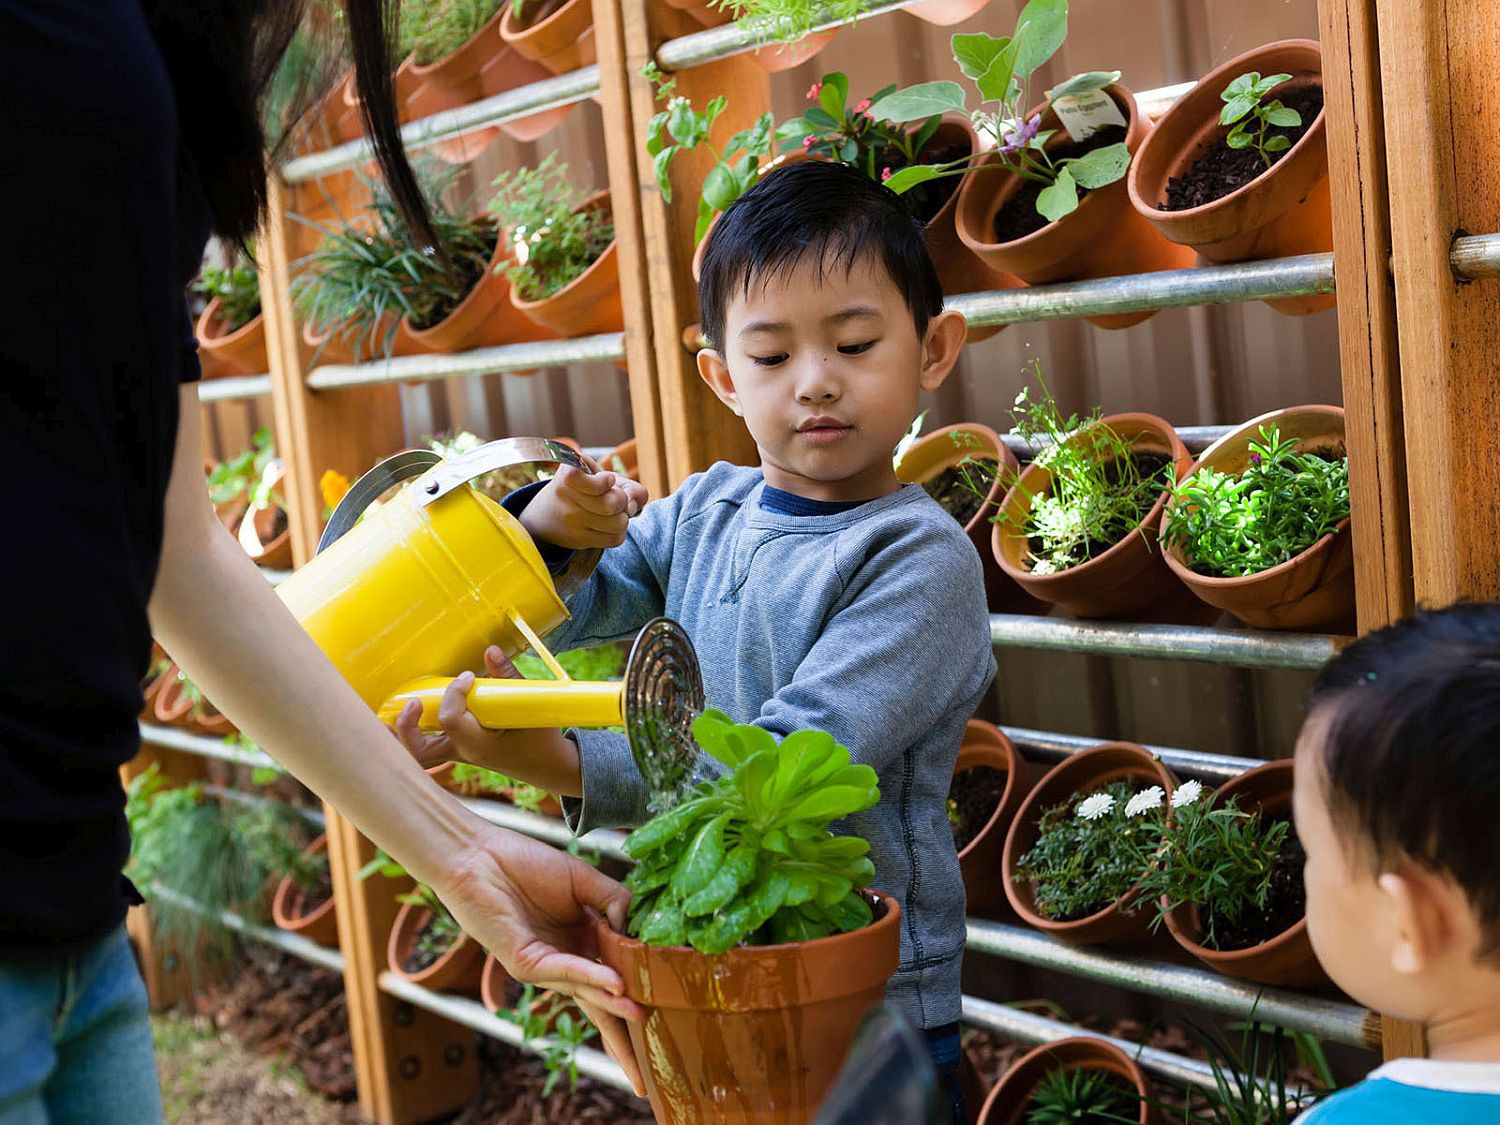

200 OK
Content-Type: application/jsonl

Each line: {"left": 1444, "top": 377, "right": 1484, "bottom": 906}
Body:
{"left": 528, "top": 462, "right": 996, "bottom": 1029}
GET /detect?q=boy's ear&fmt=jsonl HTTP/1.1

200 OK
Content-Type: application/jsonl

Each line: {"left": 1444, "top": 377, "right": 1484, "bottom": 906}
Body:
{"left": 1379, "top": 864, "right": 1459, "bottom": 976}
{"left": 919, "top": 310, "right": 967, "bottom": 393}
{"left": 697, "top": 347, "right": 742, "bottom": 416}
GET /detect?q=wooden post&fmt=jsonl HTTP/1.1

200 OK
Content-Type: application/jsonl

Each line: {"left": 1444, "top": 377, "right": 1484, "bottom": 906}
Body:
{"left": 260, "top": 177, "right": 479, "bottom": 1123}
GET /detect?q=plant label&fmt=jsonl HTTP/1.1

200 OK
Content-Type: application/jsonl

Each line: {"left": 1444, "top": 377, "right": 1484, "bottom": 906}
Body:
{"left": 1053, "top": 92, "right": 1127, "bottom": 142}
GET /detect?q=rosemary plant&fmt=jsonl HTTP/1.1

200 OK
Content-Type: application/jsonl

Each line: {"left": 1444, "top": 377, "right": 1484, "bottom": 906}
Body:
{"left": 489, "top": 154, "right": 615, "bottom": 301}
{"left": 1027, "top": 1065, "right": 1142, "bottom": 1125}
{"left": 398, "top": 0, "right": 503, "bottom": 64}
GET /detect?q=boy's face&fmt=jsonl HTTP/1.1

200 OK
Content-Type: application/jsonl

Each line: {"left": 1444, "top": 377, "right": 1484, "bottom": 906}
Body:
{"left": 697, "top": 252, "right": 964, "bottom": 503}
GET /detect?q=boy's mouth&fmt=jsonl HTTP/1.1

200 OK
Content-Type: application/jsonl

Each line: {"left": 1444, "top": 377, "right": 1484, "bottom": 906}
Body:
{"left": 796, "top": 416, "right": 853, "bottom": 444}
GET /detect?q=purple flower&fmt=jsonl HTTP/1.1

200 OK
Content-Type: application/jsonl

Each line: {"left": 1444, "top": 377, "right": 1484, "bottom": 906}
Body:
{"left": 1000, "top": 113, "right": 1042, "bottom": 156}
{"left": 1249, "top": 451, "right": 1263, "bottom": 466}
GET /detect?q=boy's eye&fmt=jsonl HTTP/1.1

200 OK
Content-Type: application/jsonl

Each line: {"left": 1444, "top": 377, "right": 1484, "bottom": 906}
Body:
{"left": 751, "top": 353, "right": 788, "bottom": 367}
{"left": 838, "top": 341, "right": 877, "bottom": 355}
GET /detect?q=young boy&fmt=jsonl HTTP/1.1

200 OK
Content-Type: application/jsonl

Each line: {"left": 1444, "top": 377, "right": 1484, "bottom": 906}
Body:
{"left": 1292, "top": 604, "right": 1500, "bottom": 1122}
{"left": 395, "top": 160, "right": 994, "bottom": 1114}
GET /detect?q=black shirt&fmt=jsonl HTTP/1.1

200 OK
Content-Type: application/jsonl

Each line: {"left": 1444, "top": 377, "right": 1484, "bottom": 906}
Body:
{"left": 0, "top": 0, "right": 209, "bottom": 957}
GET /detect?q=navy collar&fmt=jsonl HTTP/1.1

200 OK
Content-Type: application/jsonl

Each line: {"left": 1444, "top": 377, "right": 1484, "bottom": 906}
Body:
{"left": 758, "top": 484, "right": 872, "bottom": 517}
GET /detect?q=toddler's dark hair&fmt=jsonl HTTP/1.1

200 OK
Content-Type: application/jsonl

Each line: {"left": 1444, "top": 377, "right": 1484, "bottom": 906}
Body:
{"left": 697, "top": 160, "right": 944, "bottom": 352}
{"left": 1307, "top": 603, "right": 1500, "bottom": 961}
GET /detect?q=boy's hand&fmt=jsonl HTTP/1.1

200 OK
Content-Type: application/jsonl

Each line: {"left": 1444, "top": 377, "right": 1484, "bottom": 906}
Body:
{"left": 519, "top": 463, "right": 649, "bottom": 550}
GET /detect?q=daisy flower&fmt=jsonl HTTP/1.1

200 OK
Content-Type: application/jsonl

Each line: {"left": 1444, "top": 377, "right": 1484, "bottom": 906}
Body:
{"left": 1076, "top": 792, "right": 1115, "bottom": 821}
{"left": 1125, "top": 786, "right": 1164, "bottom": 818}
{"left": 1171, "top": 779, "right": 1204, "bottom": 808}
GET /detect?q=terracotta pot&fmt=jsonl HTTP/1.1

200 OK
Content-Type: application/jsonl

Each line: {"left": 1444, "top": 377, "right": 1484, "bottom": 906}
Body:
{"left": 601, "top": 438, "right": 638, "bottom": 480}
{"left": 302, "top": 313, "right": 428, "bottom": 365}
{"left": 271, "top": 835, "right": 340, "bottom": 948}
{"left": 387, "top": 900, "right": 486, "bottom": 995}
{"left": 896, "top": 423, "right": 1046, "bottom": 615}
{"left": 343, "top": 56, "right": 426, "bottom": 125}
{"left": 1163, "top": 759, "right": 1326, "bottom": 987}
{"left": 237, "top": 462, "right": 294, "bottom": 569}
{"left": 954, "top": 85, "right": 1195, "bottom": 329}
{"left": 1127, "top": 40, "right": 1333, "bottom": 314}
{"left": 401, "top": 224, "right": 561, "bottom": 355}
{"left": 288, "top": 72, "right": 363, "bottom": 229}
{"left": 952, "top": 720, "right": 1032, "bottom": 919}
{"left": 1001, "top": 742, "right": 1177, "bottom": 945}
{"left": 977, "top": 1037, "right": 1155, "bottom": 1124}
{"left": 500, "top": 0, "right": 596, "bottom": 76}
{"left": 152, "top": 669, "right": 236, "bottom": 737}
{"left": 743, "top": 29, "right": 839, "bottom": 73}
{"left": 509, "top": 191, "right": 624, "bottom": 338}
{"left": 1162, "top": 405, "right": 1354, "bottom": 632}
{"left": 959, "top": 1047, "right": 990, "bottom": 1125}
{"left": 302, "top": 320, "right": 354, "bottom": 366}
{"left": 903, "top": 0, "right": 992, "bottom": 24}
{"left": 597, "top": 891, "right": 901, "bottom": 1124}
{"left": 990, "top": 414, "right": 1209, "bottom": 621}
{"left": 479, "top": 952, "right": 515, "bottom": 1012}
{"left": 663, "top": 0, "right": 734, "bottom": 26}
{"left": 195, "top": 298, "right": 267, "bottom": 378}
{"left": 139, "top": 647, "right": 173, "bottom": 722}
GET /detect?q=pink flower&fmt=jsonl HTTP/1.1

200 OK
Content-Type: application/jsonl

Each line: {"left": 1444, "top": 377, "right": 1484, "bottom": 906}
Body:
{"left": 807, "top": 82, "right": 822, "bottom": 101}
{"left": 802, "top": 135, "right": 816, "bottom": 148}
{"left": 854, "top": 98, "right": 871, "bottom": 114}
{"left": 881, "top": 167, "right": 893, "bottom": 182}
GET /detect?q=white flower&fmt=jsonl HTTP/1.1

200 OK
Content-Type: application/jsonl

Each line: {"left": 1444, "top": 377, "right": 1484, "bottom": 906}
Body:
{"left": 1075, "top": 792, "right": 1115, "bottom": 821}
{"left": 1125, "top": 787, "right": 1164, "bottom": 817}
{"left": 1171, "top": 780, "right": 1204, "bottom": 809}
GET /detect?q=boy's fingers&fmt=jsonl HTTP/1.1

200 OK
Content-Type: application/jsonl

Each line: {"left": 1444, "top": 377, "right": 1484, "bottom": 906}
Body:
{"left": 483, "top": 646, "right": 521, "bottom": 679}
{"left": 436, "top": 671, "right": 477, "bottom": 730}
{"left": 565, "top": 485, "right": 629, "bottom": 518}
{"left": 555, "top": 463, "right": 617, "bottom": 497}
{"left": 618, "top": 479, "right": 649, "bottom": 517}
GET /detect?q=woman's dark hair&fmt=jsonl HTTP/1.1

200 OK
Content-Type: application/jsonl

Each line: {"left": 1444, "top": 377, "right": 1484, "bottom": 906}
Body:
{"left": 1306, "top": 603, "right": 1500, "bottom": 961}
{"left": 697, "top": 160, "right": 944, "bottom": 352}
{"left": 140, "top": 0, "right": 435, "bottom": 248}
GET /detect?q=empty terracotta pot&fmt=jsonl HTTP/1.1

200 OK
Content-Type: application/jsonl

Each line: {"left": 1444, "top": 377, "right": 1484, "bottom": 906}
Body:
{"left": 896, "top": 422, "right": 1045, "bottom": 615}
{"left": 954, "top": 85, "right": 1195, "bottom": 329}
{"left": 1162, "top": 405, "right": 1353, "bottom": 632}
{"left": 500, "top": 0, "right": 595, "bottom": 75}
{"left": 1127, "top": 40, "right": 1333, "bottom": 315}
{"left": 990, "top": 413, "right": 1206, "bottom": 621}
{"left": 195, "top": 298, "right": 267, "bottom": 378}
{"left": 271, "top": 835, "right": 340, "bottom": 948}
{"left": 387, "top": 900, "right": 485, "bottom": 995}
{"left": 597, "top": 891, "right": 901, "bottom": 1124}
{"left": 952, "top": 720, "right": 1032, "bottom": 919}
{"left": 509, "top": 191, "right": 623, "bottom": 338}
{"left": 1002, "top": 742, "right": 1177, "bottom": 945}
{"left": 977, "top": 1037, "right": 1155, "bottom": 1124}
{"left": 1163, "top": 759, "right": 1327, "bottom": 987}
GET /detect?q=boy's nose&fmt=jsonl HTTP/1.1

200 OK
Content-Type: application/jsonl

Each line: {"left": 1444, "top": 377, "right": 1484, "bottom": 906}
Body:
{"left": 794, "top": 353, "right": 841, "bottom": 404}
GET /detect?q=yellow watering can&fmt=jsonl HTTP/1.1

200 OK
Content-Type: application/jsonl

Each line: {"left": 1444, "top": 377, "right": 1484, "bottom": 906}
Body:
{"left": 275, "top": 437, "right": 710, "bottom": 804}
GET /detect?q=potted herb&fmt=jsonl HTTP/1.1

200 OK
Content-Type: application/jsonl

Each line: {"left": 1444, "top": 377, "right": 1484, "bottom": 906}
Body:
{"left": 1001, "top": 741, "right": 1176, "bottom": 944}
{"left": 140, "top": 646, "right": 174, "bottom": 722}
{"left": 895, "top": 418, "right": 1045, "bottom": 614}
{"left": 595, "top": 711, "right": 900, "bottom": 1122}
{"left": 193, "top": 255, "right": 267, "bottom": 377}
{"left": 270, "top": 834, "right": 340, "bottom": 948}
{"left": 491, "top": 156, "right": 623, "bottom": 339}
{"left": 988, "top": 378, "right": 1205, "bottom": 622}
{"left": 205, "top": 427, "right": 275, "bottom": 532}
{"left": 236, "top": 456, "right": 294, "bottom": 569}
{"left": 948, "top": 720, "right": 1032, "bottom": 919}
{"left": 500, "top": 0, "right": 596, "bottom": 77}
{"left": 1161, "top": 407, "right": 1353, "bottom": 632}
{"left": 708, "top": 0, "right": 845, "bottom": 71}
{"left": 362, "top": 851, "right": 486, "bottom": 994}
{"left": 153, "top": 665, "right": 236, "bottom": 737}
{"left": 868, "top": 0, "right": 1192, "bottom": 327}
{"left": 976, "top": 1037, "right": 1152, "bottom": 1124}
{"left": 487, "top": 976, "right": 599, "bottom": 1096}
{"left": 1128, "top": 41, "right": 1332, "bottom": 315}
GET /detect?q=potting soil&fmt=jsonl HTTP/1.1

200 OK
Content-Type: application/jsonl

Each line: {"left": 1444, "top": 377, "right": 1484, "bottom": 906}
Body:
{"left": 922, "top": 461, "right": 995, "bottom": 527}
{"left": 1204, "top": 822, "right": 1307, "bottom": 951}
{"left": 1161, "top": 87, "right": 1324, "bottom": 211}
{"left": 881, "top": 138, "right": 971, "bottom": 224}
{"left": 948, "top": 764, "right": 1006, "bottom": 853}
{"left": 992, "top": 125, "right": 1129, "bottom": 243}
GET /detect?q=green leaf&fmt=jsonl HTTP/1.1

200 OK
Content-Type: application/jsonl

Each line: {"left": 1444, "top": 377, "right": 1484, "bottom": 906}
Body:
{"left": 652, "top": 147, "right": 677, "bottom": 202}
{"left": 775, "top": 116, "right": 814, "bottom": 149}
{"left": 666, "top": 99, "right": 699, "bottom": 146}
{"left": 644, "top": 110, "right": 668, "bottom": 157}
{"left": 839, "top": 138, "right": 859, "bottom": 164}
{"left": 803, "top": 106, "right": 840, "bottom": 130}
{"left": 1264, "top": 135, "right": 1292, "bottom": 153}
{"left": 1225, "top": 129, "right": 1253, "bottom": 150}
{"left": 623, "top": 795, "right": 712, "bottom": 857}
{"left": 670, "top": 813, "right": 729, "bottom": 896}
{"left": 1219, "top": 96, "right": 1256, "bottom": 126}
{"left": 952, "top": 33, "right": 1009, "bottom": 81}
{"left": 1064, "top": 141, "right": 1130, "bottom": 189}
{"left": 1046, "top": 70, "right": 1119, "bottom": 101}
{"left": 1264, "top": 104, "right": 1302, "bottom": 128}
{"left": 1221, "top": 72, "right": 1260, "bottom": 100}
{"left": 882, "top": 165, "right": 945, "bottom": 195}
{"left": 683, "top": 843, "right": 758, "bottom": 917}
{"left": 825, "top": 890, "right": 874, "bottom": 933}
{"left": 866, "top": 81, "right": 967, "bottom": 124}
{"left": 638, "top": 902, "right": 686, "bottom": 946}
{"left": 819, "top": 72, "right": 849, "bottom": 121}
{"left": 700, "top": 162, "right": 741, "bottom": 213}
{"left": 975, "top": 34, "right": 1023, "bottom": 104}
{"left": 1013, "top": 0, "right": 1067, "bottom": 80}
{"left": 782, "top": 785, "right": 878, "bottom": 824}
{"left": 1035, "top": 166, "right": 1079, "bottom": 222}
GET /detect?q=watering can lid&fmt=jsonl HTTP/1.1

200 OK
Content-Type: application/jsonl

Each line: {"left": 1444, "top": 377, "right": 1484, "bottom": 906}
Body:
{"left": 317, "top": 436, "right": 602, "bottom": 605}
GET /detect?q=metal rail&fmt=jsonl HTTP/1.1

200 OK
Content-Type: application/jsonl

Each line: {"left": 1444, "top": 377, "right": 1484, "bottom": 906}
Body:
{"left": 999, "top": 425, "right": 1230, "bottom": 461}
{"left": 990, "top": 615, "right": 1339, "bottom": 670}
{"left": 149, "top": 886, "right": 347, "bottom": 975}
{"left": 305, "top": 332, "right": 627, "bottom": 391}
{"left": 459, "top": 797, "right": 630, "bottom": 862}
{"left": 139, "top": 721, "right": 280, "bottom": 771}
{"left": 1001, "top": 725, "right": 1264, "bottom": 782}
{"left": 377, "top": 971, "right": 634, "bottom": 1093}
{"left": 282, "top": 66, "right": 601, "bottom": 183}
{"left": 1450, "top": 231, "right": 1500, "bottom": 279}
{"left": 198, "top": 374, "right": 273, "bottom": 402}
{"left": 203, "top": 783, "right": 325, "bottom": 830}
{"left": 966, "top": 920, "right": 1379, "bottom": 1050}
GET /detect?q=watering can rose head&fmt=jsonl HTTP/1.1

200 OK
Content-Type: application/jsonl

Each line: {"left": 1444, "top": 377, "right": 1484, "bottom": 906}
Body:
{"left": 621, "top": 711, "right": 881, "bottom": 954}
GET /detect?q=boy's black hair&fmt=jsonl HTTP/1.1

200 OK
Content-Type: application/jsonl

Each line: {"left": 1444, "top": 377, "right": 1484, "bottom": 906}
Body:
{"left": 1306, "top": 603, "right": 1500, "bottom": 961}
{"left": 697, "top": 160, "right": 944, "bottom": 352}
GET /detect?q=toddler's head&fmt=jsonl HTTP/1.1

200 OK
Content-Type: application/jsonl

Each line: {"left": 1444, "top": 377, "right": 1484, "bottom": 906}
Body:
{"left": 1295, "top": 604, "right": 1500, "bottom": 1051}
{"left": 696, "top": 160, "right": 967, "bottom": 502}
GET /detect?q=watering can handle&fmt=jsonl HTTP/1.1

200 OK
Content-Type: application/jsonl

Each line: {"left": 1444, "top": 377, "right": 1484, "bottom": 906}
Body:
{"left": 316, "top": 437, "right": 601, "bottom": 601}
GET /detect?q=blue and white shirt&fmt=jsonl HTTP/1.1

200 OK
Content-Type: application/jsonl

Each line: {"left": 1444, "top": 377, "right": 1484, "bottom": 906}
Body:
{"left": 1296, "top": 1058, "right": 1500, "bottom": 1123}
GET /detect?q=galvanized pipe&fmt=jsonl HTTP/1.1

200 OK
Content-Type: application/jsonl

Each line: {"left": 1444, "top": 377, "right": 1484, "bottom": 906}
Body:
{"left": 377, "top": 971, "right": 634, "bottom": 1092}
{"left": 198, "top": 374, "right": 273, "bottom": 402}
{"left": 139, "top": 721, "right": 280, "bottom": 771}
{"left": 203, "top": 783, "right": 325, "bottom": 830}
{"left": 150, "top": 886, "right": 347, "bottom": 974}
{"left": 1001, "top": 725, "right": 1264, "bottom": 782}
{"left": 990, "top": 615, "right": 1338, "bottom": 670}
{"left": 458, "top": 797, "right": 630, "bottom": 862}
{"left": 998, "top": 425, "right": 1230, "bottom": 462}
{"left": 966, "top": 920, "right": 1380, "bottom": 1050}
{"left": 305, "top": 332, "right": 626, "bottom": 390}
{"left": 1451, "top": 231, "right": 1500, "bottom": 279}
{"left": 657, "top": 0, "right": 917, "bottom": 69}
{"left": 282, "top": 66, "right": 600, "bottom": 184}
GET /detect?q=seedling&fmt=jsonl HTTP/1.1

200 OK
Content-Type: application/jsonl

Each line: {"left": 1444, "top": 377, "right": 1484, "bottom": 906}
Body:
{"left": 1220, "top": 72, "right": 1302, "bottom": 171}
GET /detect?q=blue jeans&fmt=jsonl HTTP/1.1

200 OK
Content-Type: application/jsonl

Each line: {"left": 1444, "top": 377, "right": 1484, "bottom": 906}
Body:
{"left": 0, "top": 925, "right": 163, "bottom": 1124}
{"left": 925, "top": 1021, "right": 965, "bottom": 1124}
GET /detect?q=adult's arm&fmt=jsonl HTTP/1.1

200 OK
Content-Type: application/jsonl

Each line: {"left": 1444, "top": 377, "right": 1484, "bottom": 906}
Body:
{"left": 148, "top": 387, "right": 644, "bottom": 1086}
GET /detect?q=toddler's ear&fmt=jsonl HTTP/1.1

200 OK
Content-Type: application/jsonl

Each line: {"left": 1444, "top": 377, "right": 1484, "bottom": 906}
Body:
{"left": 1379, "top": 865, "right": 1458, "bottom": 976}
{"left": 919, "top": 310, "right": 967, "bottom": 393}
{"left": 697, "top": 347, "right": 742, "bottom": 417}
